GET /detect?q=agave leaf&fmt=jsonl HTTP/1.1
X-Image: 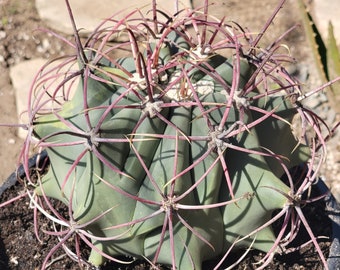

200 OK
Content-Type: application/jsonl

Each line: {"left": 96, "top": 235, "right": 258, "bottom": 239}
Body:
{"left": 297, "top": 0, "right": 328, "bottom": 82}
{"left": 327, "top": 21, "right": 340, "bottom": 96}
{"left": 297, "top": 0, "right": 339, "bottom": 112}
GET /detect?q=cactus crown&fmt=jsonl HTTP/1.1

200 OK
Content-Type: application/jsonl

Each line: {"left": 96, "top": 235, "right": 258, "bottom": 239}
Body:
{"left": 20, "top": 0, "right": 330, "bottom": 269}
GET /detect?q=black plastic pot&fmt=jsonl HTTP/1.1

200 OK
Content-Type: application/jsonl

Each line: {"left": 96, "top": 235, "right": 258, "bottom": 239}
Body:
{"left": 317, "top": 180, "right": 340, "bottom": 269}
{"left": 0, "top": 151, "right": 48, "bottom": 197}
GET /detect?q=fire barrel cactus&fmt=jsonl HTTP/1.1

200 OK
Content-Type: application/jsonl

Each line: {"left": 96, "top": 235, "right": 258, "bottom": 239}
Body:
{"left": 23, "top": 1, "right": 322, "bottom": 269}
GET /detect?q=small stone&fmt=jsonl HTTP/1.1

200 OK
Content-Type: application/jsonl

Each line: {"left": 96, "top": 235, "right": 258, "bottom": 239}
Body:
{"left": 42, "top": 38, "right": 50, "bottom": 49}
{"left": 0, "top": 30, "right": 6, "bottom": 39}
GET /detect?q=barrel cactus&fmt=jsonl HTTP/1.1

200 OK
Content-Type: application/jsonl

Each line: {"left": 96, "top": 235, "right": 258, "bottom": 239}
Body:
{"left": 21, "top": 0, "right": 330, "bottom": 269}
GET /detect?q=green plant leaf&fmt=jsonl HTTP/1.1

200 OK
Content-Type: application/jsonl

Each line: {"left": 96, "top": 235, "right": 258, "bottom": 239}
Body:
{"left": 327, "top": 21, "right": 340, "bottom": 95}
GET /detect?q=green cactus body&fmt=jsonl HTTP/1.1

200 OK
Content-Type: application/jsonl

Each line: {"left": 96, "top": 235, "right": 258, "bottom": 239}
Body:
{"left": 31, "top": 20, "right": 310, "bottom": 269}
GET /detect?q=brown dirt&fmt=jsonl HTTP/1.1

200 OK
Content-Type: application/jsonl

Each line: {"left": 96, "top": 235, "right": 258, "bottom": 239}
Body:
{"left": 0, "top": 0, "right": 338, "bottom": 269}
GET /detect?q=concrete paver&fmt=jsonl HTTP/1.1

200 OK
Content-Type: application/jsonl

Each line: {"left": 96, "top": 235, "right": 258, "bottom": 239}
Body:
{"left": 36, "top": 0, "right": 192, "bottom": 35}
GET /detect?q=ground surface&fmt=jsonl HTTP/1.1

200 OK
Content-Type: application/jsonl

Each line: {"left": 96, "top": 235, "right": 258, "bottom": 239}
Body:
{"left": 0, "top": 0, "right": 339, "bottom": 269}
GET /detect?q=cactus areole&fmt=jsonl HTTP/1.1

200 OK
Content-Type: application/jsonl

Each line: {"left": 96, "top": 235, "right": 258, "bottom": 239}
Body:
{"left": 30, "top": 5, "right": 310, "bottom": 270}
